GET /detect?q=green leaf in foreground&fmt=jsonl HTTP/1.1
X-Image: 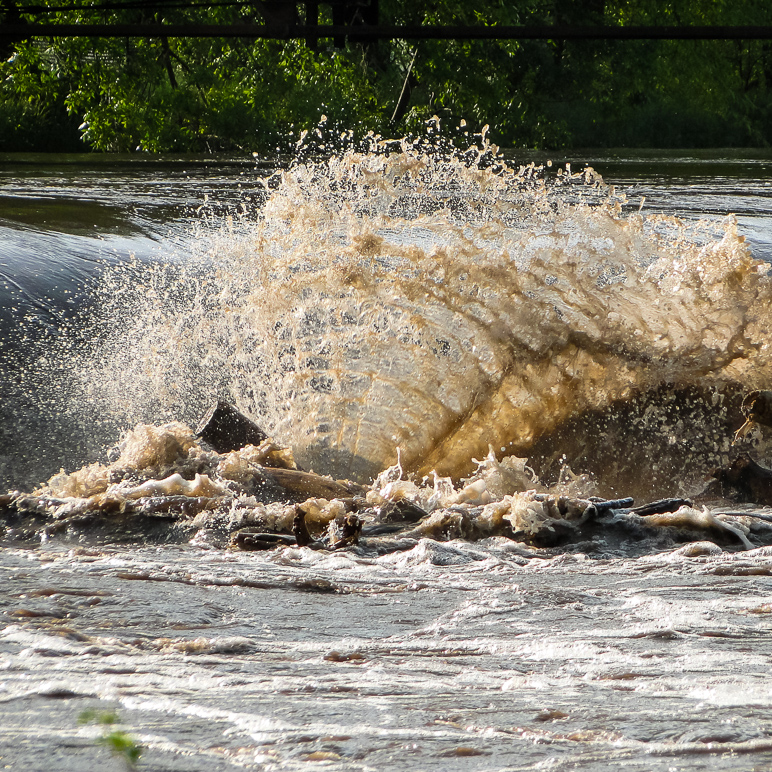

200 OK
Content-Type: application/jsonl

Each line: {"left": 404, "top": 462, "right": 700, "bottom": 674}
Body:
{"left": 78, "top": 709, "right": 143, "bottom": 768}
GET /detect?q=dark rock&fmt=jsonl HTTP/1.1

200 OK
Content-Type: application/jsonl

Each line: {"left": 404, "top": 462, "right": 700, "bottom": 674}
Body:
{"left": 709, "top": 453, "right": 772, "bottom": 505}
{"left": 196, "top": 399, "right": 268, "bottom": 453}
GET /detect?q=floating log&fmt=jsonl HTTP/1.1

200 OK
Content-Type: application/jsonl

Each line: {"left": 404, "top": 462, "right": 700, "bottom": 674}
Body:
{"left": 196, "top": 399, "right": 268, "bottom": 453}
{"left": 631, "top": 498, "right": 691, "bottom": 517}
{"left": 580, "top": 497, "right": 635, "bottom": 522}
{"left": 265, "top": 467, "right": 364, "bottom": 501}
{"left": 232, "top": 531, "right": 296, "bottom": 551}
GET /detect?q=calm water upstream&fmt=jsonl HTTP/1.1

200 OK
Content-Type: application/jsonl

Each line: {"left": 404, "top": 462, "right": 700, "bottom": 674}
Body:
{"left": 2, "top": 147, "right": 772, "bottom": 771}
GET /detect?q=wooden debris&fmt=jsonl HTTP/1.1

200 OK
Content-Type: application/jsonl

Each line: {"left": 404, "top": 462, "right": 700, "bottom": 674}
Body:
{"left": 232, "top": 531, "right": 295, "bottom": 551}
{"left": 292, "top": 506, "right": 314, "bottom": 547}
{"left": 631, "top": 498, "right": 692, "bottom": 517}
{"left": 579, "top": 497, "right": 634, "bottom": 522}
{"left": 331, "top": 514, "right": 363, "bottom": 549}
{"left": 378, "top": 498, "right": 428, "bottom": 523}
{"left": 8, "top": 386, "right": 772, "bottom": 553}
{"left": 734, "top": 390, "right": 772, "bottom": 443}
{"left": 265, "top": 467, "right": 364, "bottom": 501}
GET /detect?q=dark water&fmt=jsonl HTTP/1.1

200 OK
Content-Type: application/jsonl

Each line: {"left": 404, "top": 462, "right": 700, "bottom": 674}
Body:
{"left": 0, "top": 156, "right": 269, "bottom": 488}
{"left": 3, "top": 150, "right": 772, "bottom": 352}
{"left": 0, "top": 155, "right": 269, "bottom": 341}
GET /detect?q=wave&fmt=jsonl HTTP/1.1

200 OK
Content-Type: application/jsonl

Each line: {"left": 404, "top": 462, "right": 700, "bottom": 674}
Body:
{"left": 10, "top": 140, "right": 772, "bottom": 499}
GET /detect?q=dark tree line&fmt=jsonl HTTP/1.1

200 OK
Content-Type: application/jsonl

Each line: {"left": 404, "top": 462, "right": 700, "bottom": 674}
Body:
{"left": 1, "top": 0, "right": 771, "bottom": 152}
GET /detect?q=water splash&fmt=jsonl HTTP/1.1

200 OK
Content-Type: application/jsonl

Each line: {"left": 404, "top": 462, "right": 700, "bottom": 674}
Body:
{"left": 36, "top": 140, "right": 772, "bottom": 496}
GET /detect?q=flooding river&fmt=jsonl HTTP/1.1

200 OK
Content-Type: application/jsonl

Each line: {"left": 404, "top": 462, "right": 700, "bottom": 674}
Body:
{"left": 2, "top": 146, "right": 772, "bottom": 770}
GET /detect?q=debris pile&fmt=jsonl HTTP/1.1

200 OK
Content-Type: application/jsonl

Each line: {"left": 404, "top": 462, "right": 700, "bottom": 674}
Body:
{"left": 2, "top": 401, "right": 772, "bottom": 554}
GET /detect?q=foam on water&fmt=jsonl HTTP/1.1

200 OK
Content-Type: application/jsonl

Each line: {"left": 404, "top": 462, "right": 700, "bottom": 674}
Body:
{"left": 23, "top": 137, "right": 772, "bottom": 497}
{"left": 4, "top": 541, "right": 772, "bottom": 770}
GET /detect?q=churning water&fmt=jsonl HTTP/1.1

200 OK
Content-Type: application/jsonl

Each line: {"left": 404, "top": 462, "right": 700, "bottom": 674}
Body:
{"left": 3, "top": 142, "right": 772, "bottom": 771}
{"left": 4, "top": 143, "right": 772, "bottom": 496}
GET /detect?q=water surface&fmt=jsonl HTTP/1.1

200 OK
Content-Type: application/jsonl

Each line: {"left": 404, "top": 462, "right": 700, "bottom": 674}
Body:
{"left": 2, "top": 147, "right": 772, "bottom": 771}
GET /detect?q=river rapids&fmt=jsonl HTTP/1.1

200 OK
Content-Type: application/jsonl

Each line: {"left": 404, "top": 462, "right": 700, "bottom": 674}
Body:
{"left": 3, "top": 141, "right": 772, "bottom": 771}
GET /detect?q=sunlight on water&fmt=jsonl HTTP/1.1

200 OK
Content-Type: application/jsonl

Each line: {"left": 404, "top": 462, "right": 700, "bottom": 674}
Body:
{"left": 7, "top": 147, "right": 772, "bottom": 772}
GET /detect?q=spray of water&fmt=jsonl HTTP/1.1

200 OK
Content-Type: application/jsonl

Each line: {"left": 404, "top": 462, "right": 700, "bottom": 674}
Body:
{"left": 9, "top": 132, "right": 772, "bottom": 498}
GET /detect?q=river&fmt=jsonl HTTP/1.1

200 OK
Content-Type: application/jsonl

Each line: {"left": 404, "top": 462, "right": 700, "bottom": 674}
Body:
{"left": 2, "top": 145, "right": 772, "bottom": 770}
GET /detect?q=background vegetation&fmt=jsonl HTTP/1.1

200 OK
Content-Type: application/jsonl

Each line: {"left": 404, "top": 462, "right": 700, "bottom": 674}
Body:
{"left": 1, "top": 0, "right": 771, "bottom": 153}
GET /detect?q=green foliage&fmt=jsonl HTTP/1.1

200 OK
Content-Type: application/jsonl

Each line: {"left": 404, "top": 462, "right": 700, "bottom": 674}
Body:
{"left": 1, "top": 0, "right": 772, "bottom": 152}
{"left": 100, "top": 730, "right": 144, "bottom": 766}
{"left": 0, "top": 98, "right": 81, "bottom": 151}
{"left": 78, "top": 708, "right": 120, "bottom": 725}
{"left": 78, "top": 709, "right": 143, "bottom": 769}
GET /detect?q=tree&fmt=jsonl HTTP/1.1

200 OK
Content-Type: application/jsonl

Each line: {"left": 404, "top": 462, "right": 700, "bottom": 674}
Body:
{"left": 1, "top": 0, "right": 772, "bottom": 152}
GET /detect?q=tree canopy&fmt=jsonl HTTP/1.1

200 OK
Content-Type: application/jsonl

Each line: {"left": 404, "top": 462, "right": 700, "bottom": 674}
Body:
{"left": 1, "top": 0, "right": 772, "bottom": 153}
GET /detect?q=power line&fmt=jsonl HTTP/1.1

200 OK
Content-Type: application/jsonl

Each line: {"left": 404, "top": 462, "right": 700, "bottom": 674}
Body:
{"left": 2, "top": 23, "right": 772, "bottom": 40}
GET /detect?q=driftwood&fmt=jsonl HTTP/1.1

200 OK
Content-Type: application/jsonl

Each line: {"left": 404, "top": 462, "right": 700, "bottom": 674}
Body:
{"left": 232, "top": 531, "right": 296, "bottom": 551}
{"left": 734, "top": 390, "right": 772, "bottom": 442}
{"left": 377, "top": 498, "right": 428, "bottom": 523}
{"left": 293, "top": 507, "right": 315, "bottom": 547}
{"left": 8, "top": 391, "right": 772, "bottom": 552}
{"left": 630, "top": 498, "right": 692, "bottom": 517}
{"left": 287, "top": 507, "right": 362, "bottom": 550}
{"left": 264, "top": 467, "right": 363, "bottom": 500}
{"left": 196, "top": 399, "right": 268, "bottom": 453}
{"left": 331, "top": 513, "right": 363, "bottom": 549}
